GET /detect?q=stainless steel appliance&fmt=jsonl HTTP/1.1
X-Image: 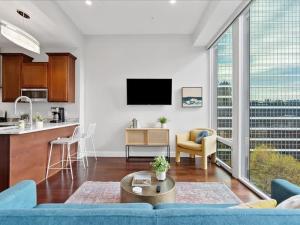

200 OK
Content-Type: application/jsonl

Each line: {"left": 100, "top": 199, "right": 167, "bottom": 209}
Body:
{"left": 50, "top": 107, "right": 65, "bottom": 123}
{"left": 21, "top": 89, "right": 48, "bottom": 102}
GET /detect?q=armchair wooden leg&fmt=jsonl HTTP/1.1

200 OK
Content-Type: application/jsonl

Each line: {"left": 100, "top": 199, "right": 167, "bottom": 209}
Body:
{"left": 200, "top": 156, "right": 208, "bottom": 170}
{"left": 189, "top": 154, "right": 195, "bottom": 159}
{"left": 176, "top": 150, "right": 181, "bottom": 163}
{"left": 211, "top": 153, "right": 217, "bottom": 163}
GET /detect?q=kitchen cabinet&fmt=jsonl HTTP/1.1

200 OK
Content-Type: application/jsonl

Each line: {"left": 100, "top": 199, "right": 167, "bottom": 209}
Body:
{"left": 21, "top": 62, "right": 48, "bottom": 88}
{"left": 47, "top": 53, "right": 76, "bottom": 102}
{"left": 1, "top": 53, "right": 33, "bottom": 102}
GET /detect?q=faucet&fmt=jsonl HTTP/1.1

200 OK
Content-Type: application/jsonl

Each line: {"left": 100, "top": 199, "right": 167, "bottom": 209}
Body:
{"left": 14, "top": 96, "right": 33, "bottom": 128}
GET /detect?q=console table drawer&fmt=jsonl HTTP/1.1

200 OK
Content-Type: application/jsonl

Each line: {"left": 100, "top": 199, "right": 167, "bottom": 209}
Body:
{"left": 148, "top": 129, "right": 169, "bottom": 145}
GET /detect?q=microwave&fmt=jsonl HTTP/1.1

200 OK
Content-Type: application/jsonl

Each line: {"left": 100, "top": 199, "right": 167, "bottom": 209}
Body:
{"left": 21, "top": 89, "right": 48, "bottom": 102}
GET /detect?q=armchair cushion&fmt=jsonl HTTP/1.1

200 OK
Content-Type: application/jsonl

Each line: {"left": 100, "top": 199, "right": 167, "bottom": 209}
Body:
{"left": 177, "top": 141, "right": 202, "bottom": 151}
{"left": 195, "top": 131, "right": 209, "bottom": 144}
{"left": 190, "top": 129, "right": 213, "bottom": 142}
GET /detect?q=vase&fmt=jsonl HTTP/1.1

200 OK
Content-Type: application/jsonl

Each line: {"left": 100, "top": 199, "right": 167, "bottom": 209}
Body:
{"left": 161, "top": 123, "right": 167, "bottom": 128}
{"left": 156, "top": 171, "right": 166, "bottom": 181}
{"left": 36, "top": 121, "right": 44, "bottom": 129}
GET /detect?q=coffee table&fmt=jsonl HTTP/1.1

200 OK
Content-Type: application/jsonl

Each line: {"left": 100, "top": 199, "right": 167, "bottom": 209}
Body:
{"left": 120, "top": 171, "right": 176, "bottom": 205}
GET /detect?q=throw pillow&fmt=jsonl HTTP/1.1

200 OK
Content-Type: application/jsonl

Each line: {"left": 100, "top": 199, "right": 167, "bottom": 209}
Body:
{"left": 276, "top": 195, "right": 300, "bottom": 209}
{"left": 195, "top": 130, "right": 209, "bottom": 144}
{"left": 229, "top": 199, "right": 277, "bottom": 209}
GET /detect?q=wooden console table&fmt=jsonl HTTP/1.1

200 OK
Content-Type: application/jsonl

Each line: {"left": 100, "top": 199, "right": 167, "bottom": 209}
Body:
{"left": 125, "top": 128, "right": 170, "bottom": 161}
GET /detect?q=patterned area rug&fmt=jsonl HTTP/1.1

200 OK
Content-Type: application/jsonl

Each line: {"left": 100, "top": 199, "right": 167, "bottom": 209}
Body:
{"left": 66, "top": 181, "right": 242, "bottom": 204}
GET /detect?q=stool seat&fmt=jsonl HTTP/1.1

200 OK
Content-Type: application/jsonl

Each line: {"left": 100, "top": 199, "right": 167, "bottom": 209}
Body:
{"left": 51, "top": 137, "right": 80, "bottom": 145}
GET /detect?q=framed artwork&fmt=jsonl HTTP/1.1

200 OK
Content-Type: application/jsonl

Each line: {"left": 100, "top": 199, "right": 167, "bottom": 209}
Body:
{"left": 182, "top": 87, "right": 203, "bottom": 108}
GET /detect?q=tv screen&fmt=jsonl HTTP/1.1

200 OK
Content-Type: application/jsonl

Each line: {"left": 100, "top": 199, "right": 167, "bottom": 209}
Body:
{"left": 127, "top": 79, "right": 172, "bottom": 105}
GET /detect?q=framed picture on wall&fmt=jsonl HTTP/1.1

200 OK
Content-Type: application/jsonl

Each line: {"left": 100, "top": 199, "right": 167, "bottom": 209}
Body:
{"left": 182, "top": 87, "right": 203, "bottom": 108}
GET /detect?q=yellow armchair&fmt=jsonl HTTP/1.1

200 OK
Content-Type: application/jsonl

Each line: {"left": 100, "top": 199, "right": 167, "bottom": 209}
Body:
{"left": 175, "top": 128, "right": 217, "bottom": 170}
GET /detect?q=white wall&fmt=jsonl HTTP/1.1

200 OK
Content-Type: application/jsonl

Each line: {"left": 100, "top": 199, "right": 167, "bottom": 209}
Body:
{"left": 84, "top": 35, "right": 210, "bottom": 157}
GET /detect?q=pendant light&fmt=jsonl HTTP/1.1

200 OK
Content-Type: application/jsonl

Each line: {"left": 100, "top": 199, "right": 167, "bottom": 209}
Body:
{"left": 0, "top": 10, "right": 40, "bottom": 54}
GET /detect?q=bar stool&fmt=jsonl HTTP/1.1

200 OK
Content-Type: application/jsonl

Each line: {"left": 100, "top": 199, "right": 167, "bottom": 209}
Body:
{"left": 46, "top": 126, "right": 84, "bottom": 180}
{"left": 82, "top": 123, "right": 97, "bottom": 167}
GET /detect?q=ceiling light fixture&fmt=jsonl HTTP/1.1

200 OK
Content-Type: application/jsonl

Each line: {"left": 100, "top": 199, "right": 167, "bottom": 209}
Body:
{"left": 0, "top": 20, "right": 40, "bottom": 54}
{"left": 85, "top": 0, "right": 93, "bottom": 6}
{"left": 169, "top": 0, "right": 176, "bottom": 5}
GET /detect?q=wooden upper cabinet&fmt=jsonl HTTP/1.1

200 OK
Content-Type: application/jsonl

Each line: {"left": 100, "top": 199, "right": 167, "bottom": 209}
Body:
{"left": 47, "top": 53, "right": 76, "bottom": 102}
{"left": 21, "top": 62, "right": 48, "bottom": 88}
{"left": 1, "top": 53, "right": 33, "bottom": 102}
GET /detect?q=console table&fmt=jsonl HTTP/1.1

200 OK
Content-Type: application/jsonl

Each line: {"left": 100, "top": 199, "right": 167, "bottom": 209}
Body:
{"left": 125, "top": 128, "right": 170, "bottom": 161}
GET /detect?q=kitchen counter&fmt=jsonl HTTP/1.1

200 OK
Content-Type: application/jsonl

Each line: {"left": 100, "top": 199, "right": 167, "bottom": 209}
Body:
{"left": 0, "top": 122, "right": 79, "bottom": 135}
{"left": 0, "top": 123, "right": 79, "bottom": 191}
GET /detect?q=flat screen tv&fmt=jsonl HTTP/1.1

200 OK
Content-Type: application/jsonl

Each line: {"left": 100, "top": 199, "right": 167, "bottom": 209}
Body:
{"left": 127, "top": 79, "right": 172, "bottom": 105}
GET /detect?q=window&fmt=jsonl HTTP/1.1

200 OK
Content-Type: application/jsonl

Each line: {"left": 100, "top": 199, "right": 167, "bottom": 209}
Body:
{"left": 215, "top": 27, "right": 233, "bottom": 168}
{"left": 248, "top": 0, "right": 300, "bottom": 194}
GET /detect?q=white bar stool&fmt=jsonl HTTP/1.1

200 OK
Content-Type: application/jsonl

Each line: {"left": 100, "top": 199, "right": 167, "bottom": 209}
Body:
{"left": 46, "top": 126, "right": 84, "bottom": 180}
{"left": 82, "top": 123, "right": 97, "bottom": 167}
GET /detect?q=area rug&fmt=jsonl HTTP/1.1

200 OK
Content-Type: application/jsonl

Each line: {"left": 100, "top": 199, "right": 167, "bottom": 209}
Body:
{"left": 66, "top": 181, "right": 242, "bottom": 204}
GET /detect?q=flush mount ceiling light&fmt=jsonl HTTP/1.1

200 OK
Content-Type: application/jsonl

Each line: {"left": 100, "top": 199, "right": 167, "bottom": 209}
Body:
{"left": 85, "top": 0, "right": 93, "bottom": 6}
{"left": 0, "top": 20, "right": 40, "bottom": 54}
{"left": 169, "top": 0, "right": 177, "bottom": 5}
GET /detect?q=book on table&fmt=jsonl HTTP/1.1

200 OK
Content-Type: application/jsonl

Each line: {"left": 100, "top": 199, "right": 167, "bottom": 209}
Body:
{"left": 132, "top": 174, "right": 152, "bottom": 187}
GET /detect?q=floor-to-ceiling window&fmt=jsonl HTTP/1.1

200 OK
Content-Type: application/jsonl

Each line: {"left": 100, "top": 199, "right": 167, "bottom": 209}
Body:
{"left": 215, "top": 27, "right": 233, "bottom": 168}
{"left": 248, "top": 0, "right": 300, "bottom": 194}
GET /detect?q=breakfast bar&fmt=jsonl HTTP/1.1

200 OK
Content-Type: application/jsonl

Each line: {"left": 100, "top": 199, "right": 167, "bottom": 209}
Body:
{"left": 0, "top": 122, "right": 79, "bottom": 191}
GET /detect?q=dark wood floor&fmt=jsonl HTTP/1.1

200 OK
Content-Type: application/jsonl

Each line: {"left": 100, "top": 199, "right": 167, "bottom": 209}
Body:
{"left": 37, "top": 157, "right": 260, "bottom": 203}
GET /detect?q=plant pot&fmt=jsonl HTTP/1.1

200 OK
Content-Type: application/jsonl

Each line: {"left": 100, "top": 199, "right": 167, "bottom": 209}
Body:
{"left": 36, "top": 121, "right": 44, "bottom": 129}
{"left": 161, "top": 123, "right": 167, "bottom": 128}
{"left": 156, "top": 171, "right": 166, "bottom": 181}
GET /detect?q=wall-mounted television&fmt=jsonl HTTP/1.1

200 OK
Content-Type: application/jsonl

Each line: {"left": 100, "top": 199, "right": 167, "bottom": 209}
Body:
{"left": 127, "top": 79, "right": 172, "bottom": 105}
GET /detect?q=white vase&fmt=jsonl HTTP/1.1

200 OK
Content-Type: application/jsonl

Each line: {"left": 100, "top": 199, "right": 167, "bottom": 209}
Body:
{"left": 156, "top": 171, "right": 166, "bottom": 181}
{"left": 36, "top": 121, "right": 44, "bottom": 129}
{"left": 161, "top": 123, "right": 167, "bottom": 128}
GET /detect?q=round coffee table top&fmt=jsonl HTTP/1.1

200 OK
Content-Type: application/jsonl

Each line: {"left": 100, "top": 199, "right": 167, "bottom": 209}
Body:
{"left": 120, "top": 171, "right": 175, "bottom": 197}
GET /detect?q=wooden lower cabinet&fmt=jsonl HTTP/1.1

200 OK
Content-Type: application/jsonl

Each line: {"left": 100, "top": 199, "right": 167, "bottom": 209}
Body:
{"left": 0, "top": 126, "right": 77, "bottom": 191}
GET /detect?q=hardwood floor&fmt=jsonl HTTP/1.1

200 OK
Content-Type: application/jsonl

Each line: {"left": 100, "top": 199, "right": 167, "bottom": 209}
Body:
{"left": 37, "top": 157, "right": 260, "bottom": 204}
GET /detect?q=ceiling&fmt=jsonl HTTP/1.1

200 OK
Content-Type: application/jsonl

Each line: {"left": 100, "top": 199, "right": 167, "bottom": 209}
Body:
{"left": 0, "top": 0, "right": 247, "bottom": 49}
{"left": 56, "top": 0, "right": 210, "bottom": 35}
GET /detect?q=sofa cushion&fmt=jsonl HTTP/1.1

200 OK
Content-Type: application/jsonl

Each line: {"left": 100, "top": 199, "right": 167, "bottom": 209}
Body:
{"left": 154, "top": 203, "right": 236, "bottom": 209}
{"left": 177, "top": 141, "right": 202, "bottom": 151}
{"left": 277, "top": 195, "right": 300, "bottom": 209}
{"left": 0, "top": 180, "right": 36, "bottom": 209}
{"left": 230, "top": 199, "right": 277, "bottom": 209}
{"left": 195, "top": 131, "right": 209, "bottom": 144}
{"left": 271, "top": 179, "right": 300, "bottom": 203}
{"left": 36, "top": 203, "right": 153, "bottom": 210}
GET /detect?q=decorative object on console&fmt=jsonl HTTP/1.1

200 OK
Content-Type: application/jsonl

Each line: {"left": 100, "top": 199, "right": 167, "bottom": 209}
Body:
{"left": 158, "top": 116, "right": 168, "bottom": 128}
{"left": 150, "top": 156, "right": 170, "bottom": 181}
{"left": 182, "top": 87, "right": 203, "bottom": 108}
{"left": 131, "top": 118, "right": 141, "bottom": 128}
{"left": 33, "top": 113, "right": 44, "bottom": 129}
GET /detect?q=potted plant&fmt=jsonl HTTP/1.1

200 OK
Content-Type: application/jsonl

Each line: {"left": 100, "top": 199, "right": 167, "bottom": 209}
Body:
{"left": 33, "top": 113, "right": 44, "bottom": 129}
{"left": 150, "top": 156, "right": 170, "bottom": 181}
{"left": 158, "top": 116, "right": 168, "bottom": 128}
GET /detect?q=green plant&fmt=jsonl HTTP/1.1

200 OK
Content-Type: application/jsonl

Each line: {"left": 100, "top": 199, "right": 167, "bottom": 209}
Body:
{"left": 250, "top": 144, "right": 300, "bottom": 194}
{"left": 33, "top": 113, "right": 44, "bottom": 122}
{"left": 150, "top": 156, "right": 170, "bottom": 172}
{"left": 158, "top": 116, "right": 168, "bottom": 124}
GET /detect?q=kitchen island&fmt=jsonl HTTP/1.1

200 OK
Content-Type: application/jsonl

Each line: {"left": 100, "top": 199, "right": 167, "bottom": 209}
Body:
{"left": 0, "top": 122, "right": 79, "bottom": 191}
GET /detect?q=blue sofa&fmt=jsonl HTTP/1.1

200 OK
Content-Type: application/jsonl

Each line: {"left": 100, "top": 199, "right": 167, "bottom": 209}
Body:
{"left": 0, "top": 179, "right": 300, "bottom": 225}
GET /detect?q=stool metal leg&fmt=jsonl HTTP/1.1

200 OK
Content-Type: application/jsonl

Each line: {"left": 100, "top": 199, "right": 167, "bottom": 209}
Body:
{"left": 46, "top": 143, "right": 53, "bottom": 179}
{"left": 67, "top": 144, "right": 74, "bottom": 180}
{"left": 78, "top": 141, "right": 86, "bottom": 169}
{"left": 91, "top": 137, "right": 97, "bottom": 160}
{"left": 61, "top": 144, "right": 65, "bottom": 168}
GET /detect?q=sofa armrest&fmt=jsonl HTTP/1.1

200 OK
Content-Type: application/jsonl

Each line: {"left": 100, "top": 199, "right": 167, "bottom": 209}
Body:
{"left": 271, "top": 179, "right": 300, "bottom": 203}
{"left": 0, "top": 180, "right": 37, "bottom": 209}
{"left": 202, "top": 134, "right": 217, "bottom": 155}
{"left": 176, "top": 132, "right": 190, "bottom": 144}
